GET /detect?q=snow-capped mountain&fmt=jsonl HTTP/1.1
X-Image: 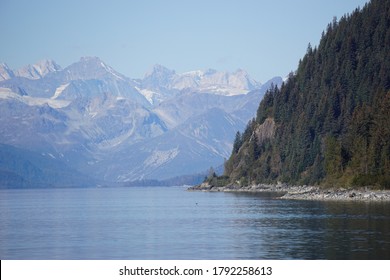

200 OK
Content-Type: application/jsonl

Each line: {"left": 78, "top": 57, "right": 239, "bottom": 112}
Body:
{"left": 136, "top": 64, "right": 263, "bottom": 105}
{"left": 172, "top": 68, "right": 261, "bottom": 95}
{"left": 0, "top": 57, "right": 282, "bottom": 186}
{"left": 15, "top": 59, "right": 62, "bottom": 80}
{"left": 0, "top": 63, "right": 14, "bottom": 81}
{"left": 61, "top": 56, "right": 128, "bottom": 81}
{"left": 0, "top": 60, "right": 61, "bottom": 81}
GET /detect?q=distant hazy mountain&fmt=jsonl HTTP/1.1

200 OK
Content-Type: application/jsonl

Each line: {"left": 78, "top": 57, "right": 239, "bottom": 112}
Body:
{"left": 15, "top": 59, "right": 62, "bottom": 80}
{"left": 0, "top": 57, "right": 282, "bottom": 186}
{"left": 138, "top": 64, "right": 262, "bottom": 105}
{"left": 0, "top": 63, "right": 14, "bottom": 81}
{"left": 0, "top": 144, "right": 97, "bottom": 188}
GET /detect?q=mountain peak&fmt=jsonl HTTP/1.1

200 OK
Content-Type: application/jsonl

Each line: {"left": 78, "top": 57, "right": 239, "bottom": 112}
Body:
{"left": 79, "top": 56, "right": 103, "bottom": 63}
{"left": 145, "top": 64, "right": 176, "bottom": 78}
{"left": 15, "top": 59, "right": 62, "bottom": 80}
{"left": 233, "top": 68, "right": 248, "bottom": 75}
{"left": 0, "top": 63, "right": 15, "bottom": 81}
{"left": 64, "top": 57, "right": 126, "bottom": 81}
{"left": 35, "top": 59, "right": 61, "bottom": 71}
{"left": 77, "top": 56, "right": 108, "bottom": 69}
{"left": 142, "top": 64, "right": 176, "bottom": 90}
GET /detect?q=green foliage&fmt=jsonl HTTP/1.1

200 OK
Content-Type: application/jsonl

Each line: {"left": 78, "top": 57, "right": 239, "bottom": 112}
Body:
{"left": 352, "top": 174, "right": 390, "bottom": 189}
{"left": 232, "top": 131, "right": 242, "bottom": 154}
{"left": 256, "top": 86, "right": 276, "bottom": 123}
{"left": 222, "top": 0, "right": 390, "bottom": 189}
{"left": 204, "top": 172, "right": 230, "bottom": 188}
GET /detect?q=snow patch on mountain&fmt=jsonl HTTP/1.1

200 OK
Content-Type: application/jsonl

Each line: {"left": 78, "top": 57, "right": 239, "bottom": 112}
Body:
{"left": 52, "top": 83, "right": 70, "bottom": 99}
{"left": 99, "top": 61, "right": 125, "bottom": 81}
{"left": 143, "top": 148, "right": 180, "bottom": 168}
{"left": 0, "top": 87, "right": 70, "bottom": 108}
{"left": 0, "top": 63, "right": 14, "bottom": 81}
{"left": 136, "top": 87, "right": 161, "bottom": 105}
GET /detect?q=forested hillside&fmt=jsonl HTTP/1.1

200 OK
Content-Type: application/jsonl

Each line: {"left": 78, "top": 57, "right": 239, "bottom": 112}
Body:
{"left": 222, "top": 0, "right": 390, "bottom": 188}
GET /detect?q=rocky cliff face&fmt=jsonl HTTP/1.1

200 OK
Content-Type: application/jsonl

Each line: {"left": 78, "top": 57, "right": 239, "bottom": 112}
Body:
{"left": 253, "top": 117, "right": 275, "bottom": 145}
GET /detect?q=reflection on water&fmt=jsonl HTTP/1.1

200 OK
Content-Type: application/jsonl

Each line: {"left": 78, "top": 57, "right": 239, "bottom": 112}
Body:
{"left": 0, "top": 187, "right": 389, "bottom": 259}
{"left": 227, "top": 193, "right": 390, "bottom": 259}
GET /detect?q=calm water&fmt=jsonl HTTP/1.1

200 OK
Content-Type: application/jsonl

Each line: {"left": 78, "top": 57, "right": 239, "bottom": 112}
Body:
{"left": 0, "top": 186, "right": 390, "bottom": 260}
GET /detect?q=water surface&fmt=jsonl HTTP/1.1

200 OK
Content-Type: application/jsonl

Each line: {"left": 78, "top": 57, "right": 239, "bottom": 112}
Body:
{"left": 0, "top": 186, "right": 389, "bottom": 259}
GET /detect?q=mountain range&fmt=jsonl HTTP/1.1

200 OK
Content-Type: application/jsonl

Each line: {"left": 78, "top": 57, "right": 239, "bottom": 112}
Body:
{"left": 0, "top": 57, "right": 282, "bottom": 187}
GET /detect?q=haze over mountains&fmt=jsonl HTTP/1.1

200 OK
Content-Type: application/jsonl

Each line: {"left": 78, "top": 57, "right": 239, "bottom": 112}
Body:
{"left": 0, "top": 57, "right": 282, "bottom": 187}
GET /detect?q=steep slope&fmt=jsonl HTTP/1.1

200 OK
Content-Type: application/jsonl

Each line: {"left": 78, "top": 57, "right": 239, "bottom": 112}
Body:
{"left": 0, "top": 63, "right": 15, "bottom": 81}
{"left": 223, "top": 0, "right": 390, "bottom": 188}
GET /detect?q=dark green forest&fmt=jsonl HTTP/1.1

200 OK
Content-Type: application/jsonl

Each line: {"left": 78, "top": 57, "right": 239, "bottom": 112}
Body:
{"left": 219, "top": 0, "right": 390, "bottom": 189}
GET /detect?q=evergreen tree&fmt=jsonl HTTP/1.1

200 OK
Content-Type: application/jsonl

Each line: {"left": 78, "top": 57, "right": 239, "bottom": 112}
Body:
{"left": 232, "top": 131, "right": 242, "bottom": 154}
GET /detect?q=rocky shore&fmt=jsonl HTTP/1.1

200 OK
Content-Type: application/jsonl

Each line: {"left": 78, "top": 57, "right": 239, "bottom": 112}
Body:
{"left": 188, "top": 182, "right": 390, "bottom": 202}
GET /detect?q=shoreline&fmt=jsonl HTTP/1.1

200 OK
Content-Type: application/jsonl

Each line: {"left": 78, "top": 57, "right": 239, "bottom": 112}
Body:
{"left": 187, "top": 182, "right": 390, "bottom": 202}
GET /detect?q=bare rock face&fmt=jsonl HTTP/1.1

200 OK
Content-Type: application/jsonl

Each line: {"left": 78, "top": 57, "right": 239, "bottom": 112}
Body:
{"left": 253, "top": 117, "right": 275, "bottom": 144}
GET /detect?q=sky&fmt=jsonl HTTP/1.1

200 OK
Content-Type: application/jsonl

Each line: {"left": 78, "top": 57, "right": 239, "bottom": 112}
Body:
{"left": 0, "top": 0, "right": 369, "bottom": 82}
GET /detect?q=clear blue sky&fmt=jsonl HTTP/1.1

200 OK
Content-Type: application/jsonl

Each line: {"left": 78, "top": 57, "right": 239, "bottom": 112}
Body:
{"left": 0, "top": 0, "right": 369, "bottom": 82}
